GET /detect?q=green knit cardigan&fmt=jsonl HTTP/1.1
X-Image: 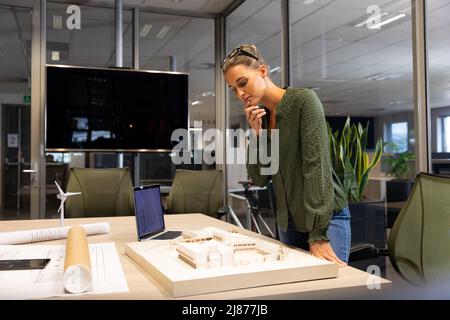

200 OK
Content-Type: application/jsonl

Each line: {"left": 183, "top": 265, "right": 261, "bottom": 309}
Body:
{"left": 247, "top": 88, "right": 348, "bottom": 242}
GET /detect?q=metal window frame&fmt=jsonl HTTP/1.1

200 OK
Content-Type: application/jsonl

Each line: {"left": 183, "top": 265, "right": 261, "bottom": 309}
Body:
{"left": 412, "top": 0, "right": 431, "bottom": 173}
{"left": 281, "top": 0, "right": 291, "bottom": 88}
{"left": 215, "top": 15, "right": 227, "bottom": 208}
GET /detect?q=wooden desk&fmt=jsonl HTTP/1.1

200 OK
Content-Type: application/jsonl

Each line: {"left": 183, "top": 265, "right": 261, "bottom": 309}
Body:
{"left": 0, "top": 214, "right": 391, "bottom": 299}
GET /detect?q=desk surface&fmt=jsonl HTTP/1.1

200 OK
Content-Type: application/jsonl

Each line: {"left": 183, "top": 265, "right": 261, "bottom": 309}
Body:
{"left": 0, "top": 214, "right": 391, "bottom": 299}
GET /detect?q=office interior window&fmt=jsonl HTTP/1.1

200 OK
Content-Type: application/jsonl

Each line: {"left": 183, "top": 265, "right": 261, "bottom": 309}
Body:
{"left": 384, "top": 122, "right": 408, "bottom": 153}
{"left": 45, "top": 3, "right": 133, "bottom": 218}
{"left": 46, "top": 3, "right": 133, "bottom": 67}
{"left": 225, "top": 0, "right": 283, "bottom": 190}
{"left": 139, "top": 11, "right": 215, "bottom": 178}
{"left": 290, "top": 0, "right": 415, "bottom": 154}
{"left": 436, "top": 116, "right": 450, "bottom": 153}
{"left": 428, "top": 0, "right": 450, "bottom": 174}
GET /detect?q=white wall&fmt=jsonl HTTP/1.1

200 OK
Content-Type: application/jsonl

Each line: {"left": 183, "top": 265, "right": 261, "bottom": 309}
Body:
{"left": 430, "top": 106, "right": 450, "bottom": 153}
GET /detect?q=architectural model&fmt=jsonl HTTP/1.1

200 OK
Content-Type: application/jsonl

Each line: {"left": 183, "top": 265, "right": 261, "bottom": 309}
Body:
{"left": 175, "top": 227, "right": 288, "bottom": 269}
{"left": 125, "top": 227, "right": 338, "bottom": 297}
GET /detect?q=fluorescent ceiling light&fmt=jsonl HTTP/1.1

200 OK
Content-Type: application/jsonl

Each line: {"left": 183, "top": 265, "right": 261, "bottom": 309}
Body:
{"left": 269, "top": 66, "right": 281, "bottom": 73}
{"left": 139, "top": 24, "right": 152, "bottom": 37}
{"left": 365, "top": 73, "right": 403, "bottom": 81}
{"left": 191, "top": 100, "right": 203, "bottom": 106}
{"left": 303, "top": 0, "right": 314, "bottom": 4}
{"left": 389, "top": 100, "right": 409, "bottom": 105}
{"left": 51, "top": 51, "right": 60, "bottom": 61}
{"left": 156, "top": 26, "right": 171, "bottom": 39}
{"left": 354, "top": 12, "right": 388, "bottom": 28}
{"left": 365, "top": 73, "right": 383, "bottom": 80}
{"left": 368, "top": 13, "right": 406, "bottom": 29}
{"left": 53, "top": 15, "right": 62, "bottom": 30}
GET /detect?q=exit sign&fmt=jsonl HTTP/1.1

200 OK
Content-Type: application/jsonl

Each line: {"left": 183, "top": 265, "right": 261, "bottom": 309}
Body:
{"left": 23, "top": 95, "right": 31, "bottom": 103}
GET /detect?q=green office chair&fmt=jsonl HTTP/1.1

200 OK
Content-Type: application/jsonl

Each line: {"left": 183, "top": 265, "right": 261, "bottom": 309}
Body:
{"left": 388, "top": 173, "right": 450, "bottom": 286}
{"left": 166, "top": 169, "right": 223, "bottom": 218}
{"left": 65, "top": 167, "right": 134, "bottom": 218}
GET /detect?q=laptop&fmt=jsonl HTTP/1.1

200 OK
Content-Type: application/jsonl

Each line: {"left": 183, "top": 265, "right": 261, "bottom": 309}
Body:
{"left": 133, "top": 185, "right": 182, "bottom": 241}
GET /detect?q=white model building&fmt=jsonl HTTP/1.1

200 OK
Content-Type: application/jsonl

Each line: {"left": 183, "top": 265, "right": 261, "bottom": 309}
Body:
{"left": 175, "top": 227, "right": 287, "bottom": 269}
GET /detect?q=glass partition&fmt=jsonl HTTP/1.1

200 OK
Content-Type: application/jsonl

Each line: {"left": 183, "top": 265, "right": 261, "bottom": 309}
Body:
{"left": 0, "top": 6, "right": 32, "bottom": 220}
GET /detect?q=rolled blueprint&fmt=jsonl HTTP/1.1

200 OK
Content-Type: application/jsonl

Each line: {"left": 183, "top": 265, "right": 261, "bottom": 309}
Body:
{"left": 0, "top": 222, "right": 109, "bottom": 245}
{"left": 63, "top": 226, "right": 92, "bottom": 294}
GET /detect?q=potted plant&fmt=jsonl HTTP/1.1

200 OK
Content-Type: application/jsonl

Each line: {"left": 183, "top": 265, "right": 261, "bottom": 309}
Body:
{"left": 384, "top": 142, "right": 416, "bottom": 227}
{"left": 328, "top": 117, "right": 383, "bottom": 203}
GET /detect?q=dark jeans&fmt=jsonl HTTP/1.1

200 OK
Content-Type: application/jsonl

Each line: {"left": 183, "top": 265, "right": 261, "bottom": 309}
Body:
{"left": 277, "top": 206, "right": 351, "bottom": 263}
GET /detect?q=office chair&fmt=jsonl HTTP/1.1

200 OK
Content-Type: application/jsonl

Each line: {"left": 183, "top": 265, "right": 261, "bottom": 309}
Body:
{"left": 350, "top": 173, "right": 450, "bottom": 286}
{"left": 388, "top": 173, "right": 450, "bottom": 286}
{"left": 166, "top": 169, "right": 225, "bottom": 218}
{"left": 65, "top": 167, "right": 134, "bottom": 218}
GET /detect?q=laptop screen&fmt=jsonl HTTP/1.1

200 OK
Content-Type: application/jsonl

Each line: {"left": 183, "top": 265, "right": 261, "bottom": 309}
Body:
{"left": 133, "top": 185, "right": 165, "bottom": 240}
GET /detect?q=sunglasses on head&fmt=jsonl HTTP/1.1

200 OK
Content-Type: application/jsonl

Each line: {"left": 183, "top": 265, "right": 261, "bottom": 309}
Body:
{"left": 221, "top": 47, "right": 259, "bottom": 68}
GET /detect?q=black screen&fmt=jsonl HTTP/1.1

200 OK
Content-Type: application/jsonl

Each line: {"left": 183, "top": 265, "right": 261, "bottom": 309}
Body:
{"left": 46, "top": 65, "right": 188, "bottom": 150}
{"left": 133, "top": 186, "right": 165, "bottom": 240}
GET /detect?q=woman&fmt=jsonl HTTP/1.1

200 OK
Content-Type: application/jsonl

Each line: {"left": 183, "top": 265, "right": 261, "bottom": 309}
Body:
{"left": 222, "top": 44, "right": 350, "bottom": 266}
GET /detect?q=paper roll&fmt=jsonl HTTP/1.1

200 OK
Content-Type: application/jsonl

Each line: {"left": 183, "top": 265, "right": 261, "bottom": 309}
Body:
{"left": 0, "top": 222, "right": 109, "bottom": 245}
{"left": 63, "top": 226, "right": 92, "bottom": 294}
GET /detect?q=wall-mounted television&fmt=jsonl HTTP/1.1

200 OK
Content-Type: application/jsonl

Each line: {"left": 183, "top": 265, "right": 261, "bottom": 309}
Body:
{"left": 46, "top": 65, "right": 188, "bottom": 151}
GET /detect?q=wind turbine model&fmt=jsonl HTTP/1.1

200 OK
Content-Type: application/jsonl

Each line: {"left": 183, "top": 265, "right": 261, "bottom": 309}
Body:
{"left": 55, "top": 181, "right": 81, "bottom": 227}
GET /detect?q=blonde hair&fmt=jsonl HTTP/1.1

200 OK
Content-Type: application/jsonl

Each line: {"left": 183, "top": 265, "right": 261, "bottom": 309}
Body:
{"left": 221, "top": 44, "right": 268, "bottom": 74}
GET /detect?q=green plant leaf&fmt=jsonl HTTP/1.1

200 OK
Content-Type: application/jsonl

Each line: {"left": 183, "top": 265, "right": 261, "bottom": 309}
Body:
{"left": 366, "top": 138, "right": 383, "bottom": 172}
{"left": 327, "top": 117, "right": 383, "bottom": 202}
{"left": 383, "top": 142, "right": 415, "bottom": 180}
{"left": 344, "top": 158, "right": 360, "bottom": 202}
{"left": 355, "top": 138, "right": 362, "bottom": 185}
{"left": 361, "top": 122, "right": 369, "bottom": 152}
{"left": 359, "top": 170, "right": 370, "bottom": 200}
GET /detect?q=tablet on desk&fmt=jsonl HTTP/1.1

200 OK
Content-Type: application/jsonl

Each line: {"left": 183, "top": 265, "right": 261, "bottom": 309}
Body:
{"left": 0, "top": 258, "right": 50, "bottom": 271}
{"left": 133, "top": 185, "right": 182, "bottom": 241}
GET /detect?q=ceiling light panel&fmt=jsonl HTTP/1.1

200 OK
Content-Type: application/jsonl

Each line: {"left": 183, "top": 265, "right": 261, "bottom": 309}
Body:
{"left": 140, "top": 24, "right": 153, "bottom": 37}
{"left": 156, "top": 26, "right": 171, "bottom": 39}
{"left": 53, "top": 15, "right": 63, "bottom": 30}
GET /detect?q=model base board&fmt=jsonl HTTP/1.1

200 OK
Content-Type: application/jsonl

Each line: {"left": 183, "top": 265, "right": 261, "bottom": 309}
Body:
{"left": 125, "top": 227, "right": 338, "bottom": 297}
